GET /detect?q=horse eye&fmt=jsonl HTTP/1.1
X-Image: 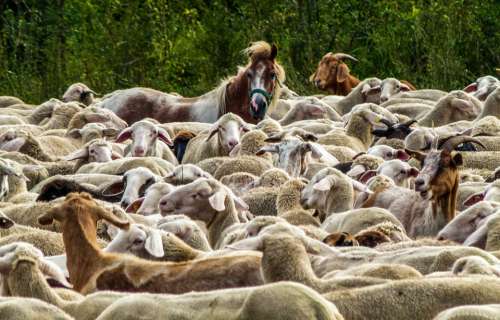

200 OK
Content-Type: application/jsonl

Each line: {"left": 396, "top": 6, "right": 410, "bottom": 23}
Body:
{"left": 246, "top": 72, "right": 252, "bottom": 78}
{"left": 270, "top": 72, "right": 276, "bottom": 80}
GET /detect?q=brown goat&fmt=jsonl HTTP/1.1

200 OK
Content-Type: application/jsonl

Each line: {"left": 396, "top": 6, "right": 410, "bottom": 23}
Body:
{"left": 310, "top": 52, "right": 360, "bottom": 95}
{"left": 38, "top": 193, "right": 262, "bottom": 294}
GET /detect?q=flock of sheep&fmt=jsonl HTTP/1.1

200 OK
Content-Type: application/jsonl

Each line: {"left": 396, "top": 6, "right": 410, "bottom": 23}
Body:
{"left": 0, "top": 41, "right": 499, "bottom": 320}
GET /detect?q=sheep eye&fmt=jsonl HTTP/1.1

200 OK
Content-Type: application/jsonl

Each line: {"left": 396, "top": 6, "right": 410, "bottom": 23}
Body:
{"left": 400, "top": 170, "right": 406, "bottom": 174}
{"left": 133, "top": 239, "right": 144, "bottom": 245}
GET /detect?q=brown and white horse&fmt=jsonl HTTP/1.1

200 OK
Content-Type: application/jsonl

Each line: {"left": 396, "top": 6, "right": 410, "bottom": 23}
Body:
{"left": 96, "top": 41, "right": 285, "bottom": 125}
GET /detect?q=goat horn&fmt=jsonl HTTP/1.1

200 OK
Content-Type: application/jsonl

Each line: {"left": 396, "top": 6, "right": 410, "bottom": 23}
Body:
{"left": 379, "top": 118, "right": 394, "bottom": 127}
{"left": 401, "top": 119, "right": 418, "bottom": 127}
{"left": 439, "top": 136, "right": 487, "bottom": 153}
{"left": 332, "top": 53, "right": 358, "bottom": 62}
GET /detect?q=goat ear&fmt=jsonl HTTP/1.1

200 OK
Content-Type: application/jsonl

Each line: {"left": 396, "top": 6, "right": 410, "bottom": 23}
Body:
{"left": 157, "top": 128, "right": 173, "bottom": 146}
{"left": 145, "top": 228, "right": 164, "bottom": 258}
{"left": 67, "top": 128, "right": 82, "bottom": 139}
{"left": 208, "top": 190, "right": 227, "bottom": 212}
{"left": 452, "top": 153, "right": 463, "bottom": 166}
{"left": 270, "top": 43, "right": 278, "bottom": 60}
{"left": 93, "top": 206, "right": 130, "bottom": 230}
{"left": 405, "top": 149, "right": 426, "bottom": 163}
{"left": 38, "top": 208, "right": 61, "bottom": 225}
{"left": 359, "top": 170, "right": 377, "bottom": 184}
{"left": 256, "top": 145, "right": 278, "bottom": 155}
{"left": 313, "top": 176, "right": 335, "bottom": 191}
{"left": 125, "top": 197, "right": 144, "bottom": 213}
{"left": 63, "top": 148, "right": 88, "bottom": 161}
{"left": 463, "top": 83, "right": 477, "bottom": 93}
{"left": 205, "top": 125, "right": 219, "bottom": 142}
{"left": 336, "top": 63, "right": 350, "bottom": 83}
{"left": 463, "top": 192, "right": 484, "bottom": 207}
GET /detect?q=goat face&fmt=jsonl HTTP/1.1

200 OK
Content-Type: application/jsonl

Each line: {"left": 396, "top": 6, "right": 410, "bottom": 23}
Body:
{"left": 414, "top": 150, "right": 461, "bottom": 201}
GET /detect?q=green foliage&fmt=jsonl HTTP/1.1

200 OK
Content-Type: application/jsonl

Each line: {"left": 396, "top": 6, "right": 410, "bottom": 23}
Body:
{"left": 0, "top": 0, "right": 498, "bottom": 103}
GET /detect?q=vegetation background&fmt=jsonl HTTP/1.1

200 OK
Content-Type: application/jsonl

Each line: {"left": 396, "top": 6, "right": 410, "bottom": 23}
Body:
{"left": 0, "top": 0, "right": 499, "bottom": 103}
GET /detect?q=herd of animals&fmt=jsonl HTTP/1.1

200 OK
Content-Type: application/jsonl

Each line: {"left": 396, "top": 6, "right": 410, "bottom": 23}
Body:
{"left": 0, "top": 41, "right": 499, "bottom": 319}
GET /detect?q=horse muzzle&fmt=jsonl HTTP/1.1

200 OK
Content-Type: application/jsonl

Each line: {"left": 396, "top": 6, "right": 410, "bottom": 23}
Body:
{"left": 250, "top": 94, "right": 268, "bottom": 120}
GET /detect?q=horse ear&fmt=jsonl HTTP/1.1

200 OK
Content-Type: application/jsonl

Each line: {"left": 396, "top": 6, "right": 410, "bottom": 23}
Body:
{"left": 270, "top": 44, "right": 278, "bottom": 60}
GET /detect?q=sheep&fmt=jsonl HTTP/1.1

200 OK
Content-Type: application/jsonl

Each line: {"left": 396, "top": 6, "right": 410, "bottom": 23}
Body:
{"left": 104, "top": 223, "right": 202, "bottom": 261}
{"left": 0, "top": 159, "right": 30, "bottom": 202}
{"left": 227, "top": 129, "right": 270, "bottom": 159}
{"left": 38, "top": 192, "right": 263, "bottom": 294}
{"left": 171, "top": 130, "right": 196, "bottom": 162}
{"left": 62, "top": 82, "right": 97, "bottom": 105}
{"left": 77, "top": 156, "right": 174, "bottom": 176}
{"left": 182, "top": 113, "right": 251, "bottom": 164}
{"left": 477, "top": 85, "right": 500, "bottom": 119}
{"left": 321, "top": 208, "right": 404, "bottom": 235}
{"left": 228, "top": 232, "right": 387, "bottom": 294}
{"left": 100, "top": 167, "right": 161, "bottom": 209}
{"left": 277, "top": 98, "right": 341, "bottom": 124}
{"left": 125, "top": 182, "right": 175, "bottom": 215}
{"left": 366, "top": 145, "right": 410, "bottom": 161}
{"left": 327, "top": 77, "right": 382, "bottom": 115}
{"left": 367, "top": 78, "right": 414, "bottom": 103}
{"left": 300, "top": 168, "right": 354, "bottom": 221}
{"left": 254, "top": 168, "right": 291, "bottom": 187}
{"left": 318, "top": 103, "right": 398, "bottom": 153}
{"left": 277, "top": 179, "right": 309, "bottom": 214}
{"left": 451, "top": 255, "right": 500, "bottom": 277}
{"left": 115, "top": 119, "right": 178, "bottom": 164}
{"left": 40, "top": 102, "right": 84, "bottom": 131}
{"left": 434, "top": 304, "right": 500, "bottom": 320}
{"left": 0, "top": 129, "right": 80, "bottom": 161}
{"left": 0, "top": 96, "right": 24, "bottom": 108}
{"left": 220, "top": 172, "right": 258, "bottom": 197}
{"left": 463, "top": 75, "right": 500, "bottom": 101}
{"left": 325, "top": 277, "right": 500, "bottom": 320}
{"left": 67, "top": 122, "right": 119, "bottom": 143}
{"left": 325, "top": 263, "right": 422, "bottom": 280}
{"left": 385, "top": 102, "right": 433, "bottom": 119}
{"left": 213, "top": 155, "right": 273, "bottom": 180}
{"left": 159, "top": 178, "right": 247, "bottom": 248}
{"left": 254, "top": 117, "right": 283, "bottom": 136}
{"left": 69, "top": 105, "right": 123, "bottom": 128}
{"left": 0, "top": 298, "right": 73, "bottom": 320}
{"left": 63, "top": 139, "right": 121, "bottom": 171}
{"left": 257, "top": 137, "right": 339, "bottom": 177}
{"left": 241, "top": 186, "right": 280, "bottom": 217}
{"left": 162, "top": 164, "right": 212, "bottom": 185}
{"left": 437, "top": 201, "right": 500, "bottom": 243}
{"left": 392, "top": 88, "right": 447, "bottom": 101}
{"left": 156, "top": 215, "right": 211, "bottom": 251}
{"left": 471, "top": 115, "right": 500, "bottom": 137}
{"left": 359, "top": 159, "right": 419, "bottom": 188}
{"left": 418, "top": 91, "right": 482, "bottom": 127}
{"left": 344, "top": 154, "right": 384, "bottom": 180}
{"left": 0, "top": 115, "right": 26, "bottom": 125}
{"left": 0, "top": 242, "right": 339, "bottom": 320}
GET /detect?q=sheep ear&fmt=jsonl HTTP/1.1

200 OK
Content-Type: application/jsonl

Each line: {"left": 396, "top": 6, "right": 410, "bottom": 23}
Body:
{"left": 228, "top": 144, "right": 241, "bottom": 157}
{"left": 115, "top": 128, "right": 132, "bottom": 143}
{"left": 408, "top": 167, "right": 420, "bottom": 178}
{"left": 395, "top": 149, "right": 410, "bottom": 161}
{"left": 145, "top": 228, "right": 164, "bottom": 258}
{"left": 125, "top": 197, "right": 144, "bottom": 213}
{"left": 463, "top": 83, "right": 477, "bottom": 93}
{"left": 405, "top": 149, "right": 426, "bottom": 163}
{"left": 206, "top": 125, "right": 219, "bottom": 142}
{"left": 101, "top": 180, "right": 125, "bottom": 197}
{"left": 264, "top": 133, "right": 284, "bottom": 143}
{"left": 363, "top": 85, "right": 381, "bottom": 97}
{"left": 67, "top": 128, "right": 82, "bottom": 138}
{"left": 226, "top": 236, "right": 263, "bottom": 251}
{"left": 305, "top": 104, "right": 326, "bottom": 116}
{"left": 359, "top": 170, "right": 377, "bottom": 184}
{"left": 63, "top": 148, "right": 88, "bottom": 161}
{"left": 313, "top": 176, "right": 335, "bottom": 191}
{"left": 102, "top": 128, "right": 119, "bottom": 138}
{"left": 105, "top": 222, "right": 120, "bottom": 239}
{"left": 336, "top": 63, "right": 350, "bottom": 83}
{"left": 208, "top": 190, "right": 226, "bottom": 212}
{"left": 38, "top": 208, "right": 60, "bottom": 225}
{"left": 233, "top": 196, "right": 249, "bottom": 211}
{"left": 463, "top": 192, "right": 484, "bottom": 207}
{"left": 347, "top": 164, "right": 366, "bottom": 178}
{"left": 399, "top": 83, "right": 411, "bottom": 92}
{"left": 157, "top": 128, "right": 173, "bottom": 146}
{"left": 256, "top": 145, "right": 278, "bottom": 155}
{"left": 111, "top": 151, "right": 122, "bottom": 160}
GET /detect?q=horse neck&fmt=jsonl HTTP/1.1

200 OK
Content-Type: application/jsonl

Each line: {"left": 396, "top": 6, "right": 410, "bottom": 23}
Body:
{"left": 224, "top": 74, "right": 252, "bottom": 122}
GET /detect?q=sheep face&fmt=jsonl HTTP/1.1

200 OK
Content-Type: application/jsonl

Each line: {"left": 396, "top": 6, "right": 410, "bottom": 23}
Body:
{"left": 116, "top": 120, "right": 172, "bottom": 157}
{"left": 206, "top": 114, "right": 250, "bottom": 153}
{"left": 379, "top": 78, "right": 411, "bottom": 103}
{"left": 367, "top": 145, "right": 410, "bottom": 161}
{"left": 372, "top": 160, "right": 419, "bottom": 188}
{"left": 104, "top": 224, "right": 164, "bottom": 258}
{"left": 464, "top": 76, "right": 500, "bottom": 101}
{"left": 127, "top": 182, "right": 175, "bottom": 215}
{"left": 164, "top": 164, "right": 211, "bottom": 185}
{"left": 159, "top": 178, "right": 233, "bottom": 220}
{"left": 62, "top": 83, "right": 96, "bottom": 106}
{"left": 0, "top": 130, "right": 26, "bottom": 152}
{"left": 64, "top": 140, "right": 117, "bottom": 164}
{"left": 437, "top": 201, "right": 500, "bottom": 243}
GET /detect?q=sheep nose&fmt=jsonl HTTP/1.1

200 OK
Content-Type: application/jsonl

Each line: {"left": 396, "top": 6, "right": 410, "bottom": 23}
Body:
{"left": 437, "top": 236, "right": 445, "bottom": 241}
{"left": 380, "top": 96, "right": 389, "bottom": 103}
{"left": 415, "top": 178, "right": 424, "bottom": 186}
{"left": 120, "top": 200, "right": 129, "bottom": 209}
{"left": 134, "top": 147, "right": 145, "bottom": 156}
{"left": 159, "top": 200, "right": 167, "bottom": 208}
{"left": 227, "top": 140, "right": 238, "bottom": 150}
